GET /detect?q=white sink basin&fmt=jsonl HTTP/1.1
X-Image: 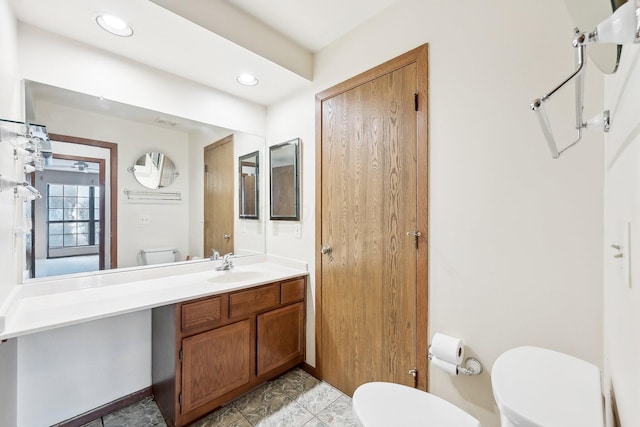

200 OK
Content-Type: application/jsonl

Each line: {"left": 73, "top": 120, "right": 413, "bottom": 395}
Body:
{"left": 207, "top": 271, "right": 264, "bottom": 284}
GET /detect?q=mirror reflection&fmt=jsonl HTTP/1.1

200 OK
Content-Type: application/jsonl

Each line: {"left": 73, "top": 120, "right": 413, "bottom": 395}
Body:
{"left": 563, "top": 0, "right": 627, "bottom": 74}
{"left": 25, "top": 81, "right": 266, "bottom": 280}
{"left": 32, "top": 158, "right": 105, "bottom": 277}
{"left": 239, "top": 151, "right": 259, "bottom": 219}
{"left": 269, "top": 139, "right": 300, "bottom": 221}
{"left": 204, "top": 135, "right": 234, "bottom": 258}
{"left": 132, "top": 152, "right": 179, "bottom": 189}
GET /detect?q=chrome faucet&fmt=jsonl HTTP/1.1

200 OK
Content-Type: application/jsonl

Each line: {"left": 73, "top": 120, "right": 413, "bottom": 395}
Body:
{"left": 215, "top": 253, "right": 233, "bottom": 271}
{"left": 210, "top": 248, "right": 220, "bottom": 261}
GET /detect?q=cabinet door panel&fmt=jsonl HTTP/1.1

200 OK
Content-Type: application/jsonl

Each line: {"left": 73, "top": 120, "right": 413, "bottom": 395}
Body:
{"left": 257, "top": 302, "right": 304, "bottom": 375}
{"left": 181, "top": 319, "right": 251, "bottom": 413}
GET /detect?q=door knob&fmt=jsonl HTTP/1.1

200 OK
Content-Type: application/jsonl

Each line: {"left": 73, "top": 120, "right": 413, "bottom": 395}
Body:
{"left": 224, "top": 234, "right": 231, "bottom": 241}
{"left": 320, "top": 245, "right": 332, "bottom": 255}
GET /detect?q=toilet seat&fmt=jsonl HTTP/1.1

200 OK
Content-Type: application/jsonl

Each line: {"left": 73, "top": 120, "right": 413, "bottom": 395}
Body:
{"left": 352, "top": 382, "right": 481, "bottom": 427}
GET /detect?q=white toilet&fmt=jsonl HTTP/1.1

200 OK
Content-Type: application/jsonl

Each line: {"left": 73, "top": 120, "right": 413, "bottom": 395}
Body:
{"left": 352, "top": 382, "right": 481, "bottom": 427}
{"left": 491, "top": 346, "right": 604, "bottom": 427}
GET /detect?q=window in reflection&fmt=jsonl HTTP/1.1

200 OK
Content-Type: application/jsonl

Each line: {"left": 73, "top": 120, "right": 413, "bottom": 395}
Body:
{"left": 47, "top": 184, "right": 101, "bottom": 251}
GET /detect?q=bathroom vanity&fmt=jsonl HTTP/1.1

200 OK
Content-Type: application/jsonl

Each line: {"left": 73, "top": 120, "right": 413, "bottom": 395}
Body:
{"left": 0, "top": 256, "right": 308, "bottom": 427}
{"left": 151, "top": 275, "right": 306, "bottom": 427}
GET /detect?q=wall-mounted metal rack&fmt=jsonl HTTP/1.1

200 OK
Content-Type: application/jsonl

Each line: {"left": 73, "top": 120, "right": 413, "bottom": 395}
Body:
{"left": 0, "top": 118, "right": 52, "bottom": 200}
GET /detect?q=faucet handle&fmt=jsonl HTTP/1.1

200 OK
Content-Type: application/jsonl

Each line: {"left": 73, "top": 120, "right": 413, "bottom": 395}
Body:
{"left": 223, "top": 252, "right": 233, "bottom": 261}
{"left": 210, "top": 248, "right": 220, "bottom": 260}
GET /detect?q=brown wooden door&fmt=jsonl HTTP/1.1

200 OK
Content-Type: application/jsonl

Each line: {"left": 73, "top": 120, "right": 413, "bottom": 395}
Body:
{"left": 204, "top": 135, "right": 234, "bottom": 256}
{"left": 316, "top": 45, "right": 429, "bottom": 395}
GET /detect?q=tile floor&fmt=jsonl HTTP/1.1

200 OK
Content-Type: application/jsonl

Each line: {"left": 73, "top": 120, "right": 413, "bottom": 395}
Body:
{"left": 81, "top": 368, "right": 357, "bottom": 427}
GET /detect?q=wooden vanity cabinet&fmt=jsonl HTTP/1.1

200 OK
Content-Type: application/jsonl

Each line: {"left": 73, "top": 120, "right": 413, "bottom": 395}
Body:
{"left": 152, "top": 276, "right": 306, "bottom": 427}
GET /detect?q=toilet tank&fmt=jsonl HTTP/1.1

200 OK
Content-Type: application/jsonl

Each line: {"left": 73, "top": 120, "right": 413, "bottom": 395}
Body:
{"left": 140, "top": 247, "right": 177, "bottom": 265}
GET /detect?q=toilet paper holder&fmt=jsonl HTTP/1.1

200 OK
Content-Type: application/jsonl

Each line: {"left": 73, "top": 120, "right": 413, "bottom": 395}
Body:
{"left": 428, "top": 347, "right": 483, "bottom": 376}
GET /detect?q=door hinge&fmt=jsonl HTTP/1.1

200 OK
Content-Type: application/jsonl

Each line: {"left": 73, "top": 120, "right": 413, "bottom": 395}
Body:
{"left": 178, "top": 391, "right": 182, "bottom": 407}
{"left": 204, "top": 164, "right": 209, "bottom": 173}
{"left": 178, "top": 348, "right": 183, "bottom": 362}
{"left": 414, "top": 93, "right": 419, "bottom": 111}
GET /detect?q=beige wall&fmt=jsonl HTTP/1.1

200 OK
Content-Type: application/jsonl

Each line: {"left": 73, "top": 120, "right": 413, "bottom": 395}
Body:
{"left": 603, "top": 43, "right": 640, "bottom": 427}
{"left": 0, "top": 3, "right": 21, "bottom": 427}
{"left": 267, "top": 1, "right": 604, "bottom": 426}
{"left": 0, "top": 0, "right": 23, "bottom": 306}
{"left": 0, "top": 0, "right": 20, "bottom": 121}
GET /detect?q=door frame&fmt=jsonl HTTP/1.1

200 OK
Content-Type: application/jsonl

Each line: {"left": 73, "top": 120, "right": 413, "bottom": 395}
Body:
{"left": 314, "top": 44, "right": 429, "bottom": 390}
{"left": 48, "top": 133, "right": 118, "bottom": 269}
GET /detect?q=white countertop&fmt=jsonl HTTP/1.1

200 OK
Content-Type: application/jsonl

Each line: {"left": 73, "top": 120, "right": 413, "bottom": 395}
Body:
{"left": 0, "top": 255, "right": 308, "bottom": 340}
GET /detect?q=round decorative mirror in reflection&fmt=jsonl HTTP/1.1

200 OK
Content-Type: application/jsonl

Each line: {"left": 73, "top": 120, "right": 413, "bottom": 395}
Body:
{"left": 564, "top": 0, "right": 626, "bottom": 74}
{"left": 131, "top": 152, "right": 179, "bottom": 189}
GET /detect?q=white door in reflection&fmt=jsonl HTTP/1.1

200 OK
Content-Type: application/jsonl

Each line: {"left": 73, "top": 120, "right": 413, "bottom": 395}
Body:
{"left": 32, "top": 156, "right": 106, "bottom": 278}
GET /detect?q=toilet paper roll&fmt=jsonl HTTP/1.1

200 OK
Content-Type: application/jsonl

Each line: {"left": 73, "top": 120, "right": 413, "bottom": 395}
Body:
{"left": 430, "top": 356, "right": 458, "bottom": 375}
{"left": 431, "top": 333, "right": 464, "bottom": 365}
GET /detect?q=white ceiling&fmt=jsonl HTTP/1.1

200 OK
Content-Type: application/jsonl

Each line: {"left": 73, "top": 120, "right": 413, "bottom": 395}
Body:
{"left": 225, "top": 0, "right": 400, "bottom": 52}
{"left": 10, "top": 0, "right": 401, "bottom": 107}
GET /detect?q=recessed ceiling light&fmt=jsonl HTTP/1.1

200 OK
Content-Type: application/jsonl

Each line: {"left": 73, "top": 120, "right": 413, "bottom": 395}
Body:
{"left": 236, "top": 73, "right": 259, "bottom": 86}
{"left": 96, "top": 14, "right": 134, "bottom": 37}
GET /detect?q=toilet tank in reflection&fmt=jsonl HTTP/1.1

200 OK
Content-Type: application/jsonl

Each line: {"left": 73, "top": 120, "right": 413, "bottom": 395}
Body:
{"left": 140, "top": 248, "right": 178, "bottom": 265}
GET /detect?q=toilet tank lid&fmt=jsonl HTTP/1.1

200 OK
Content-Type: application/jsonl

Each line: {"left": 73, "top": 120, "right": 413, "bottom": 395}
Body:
{"left": 491, "top": 346, "right": 604, "bottom": 427}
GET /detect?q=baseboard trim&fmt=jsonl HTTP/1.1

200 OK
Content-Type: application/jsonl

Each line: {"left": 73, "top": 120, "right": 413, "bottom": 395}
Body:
{"left": 300, "top": 362, "right": 318, "bottom": 379}
{"left": 53, "top": 387, "right": 153, "bottom": 427}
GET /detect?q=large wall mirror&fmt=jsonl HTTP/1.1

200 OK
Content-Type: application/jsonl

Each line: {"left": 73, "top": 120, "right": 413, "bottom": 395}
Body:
{"left": 24, "top": 80, "right": 266, "bottom": 280}
{"left": 269, "top": 139, "right": 300, "bottom": 221}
